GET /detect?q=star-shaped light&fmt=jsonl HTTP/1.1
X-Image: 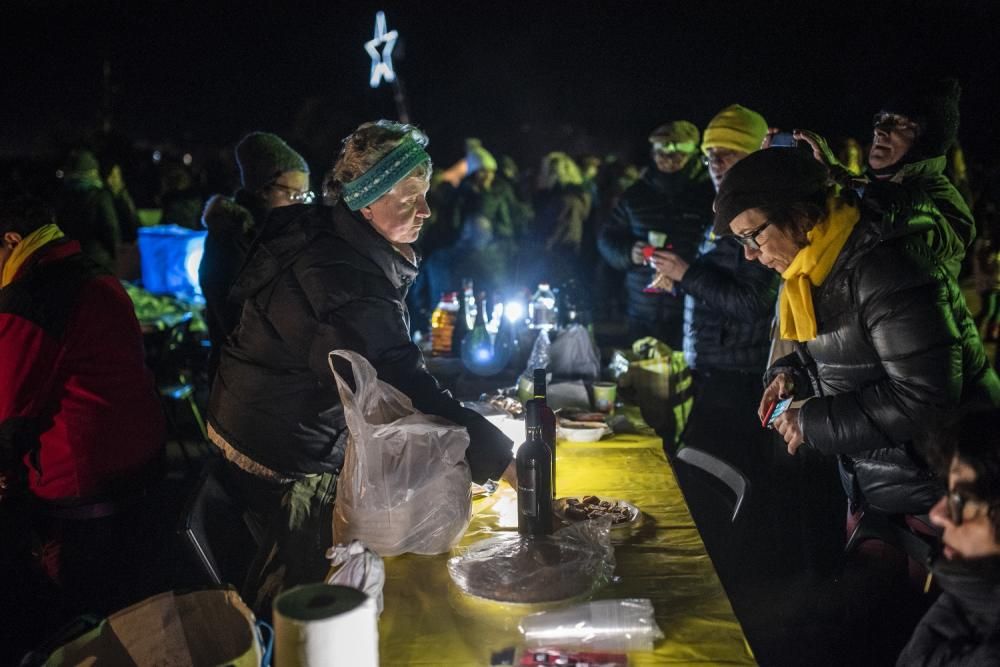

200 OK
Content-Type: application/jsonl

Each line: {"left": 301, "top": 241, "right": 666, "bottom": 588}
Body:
{"left": 365, "top": 11, "right": 398, "bottom": 88}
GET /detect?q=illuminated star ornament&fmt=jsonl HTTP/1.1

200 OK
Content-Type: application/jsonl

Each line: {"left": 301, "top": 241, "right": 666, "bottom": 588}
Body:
{"left": 365, "top": 11, "right": 398, "bottom": 88}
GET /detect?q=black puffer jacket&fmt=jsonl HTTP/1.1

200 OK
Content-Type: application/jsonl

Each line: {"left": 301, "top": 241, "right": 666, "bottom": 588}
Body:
{"left": 597, "top": 160, "right": 714, "bottom": 335}
{"left": 679, "top": 230, "right": 779, "bottom": 373}
{"left": 896, "top": 557, "right": 1000, "bottom": 666}
{"left": 208, "top": 203, "right": 513, "bottom": 482}
{"left": 198, "top": 191, "right": 266, "bottom": 378}
{"left": 767, "top": 199, "right": 1000, "bottom": 514}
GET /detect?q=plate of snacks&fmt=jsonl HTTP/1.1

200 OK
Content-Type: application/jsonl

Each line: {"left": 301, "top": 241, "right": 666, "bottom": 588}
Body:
{"left": 554, "top": 495, "right": 642, "bottom": 532}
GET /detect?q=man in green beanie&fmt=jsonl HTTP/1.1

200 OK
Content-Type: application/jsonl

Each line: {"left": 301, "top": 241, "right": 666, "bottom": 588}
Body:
{"left": 53, "top": 149, "right": 121, "bottom": 271}
{"left": 597, "top": 120, "right": 714, "bottom": 351}
{"left": 199, "top": 132, "right": 312, "bottom": 382}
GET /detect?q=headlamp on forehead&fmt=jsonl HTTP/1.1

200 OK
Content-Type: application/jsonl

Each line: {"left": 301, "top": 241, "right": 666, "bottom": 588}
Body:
{"left": 653, "top": 141, "right": 697, "bottom": 155}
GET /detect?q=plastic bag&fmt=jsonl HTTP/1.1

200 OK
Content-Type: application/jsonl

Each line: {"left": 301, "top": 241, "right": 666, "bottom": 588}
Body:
{"left": 612, "top": 336, "right": 693, "bottom": 444}
{"left": 329, "top": 350, "right": 472, "bottom": 557}
{"left": 325, "top": 540, "right": 386, "bottom": 615}
{"left": 549, "top": 324, "right": 601, "bottom": 380}
{"left": 447, "top": 517, "right": 615, "bottom": 604}
{"left": 519, "top": 598, "right": 664, "bottom": 651}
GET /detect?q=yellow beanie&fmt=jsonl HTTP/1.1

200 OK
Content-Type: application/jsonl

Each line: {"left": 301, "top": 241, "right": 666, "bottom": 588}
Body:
{"left": 702, "top": 104, "right": 769, "bottom": 156}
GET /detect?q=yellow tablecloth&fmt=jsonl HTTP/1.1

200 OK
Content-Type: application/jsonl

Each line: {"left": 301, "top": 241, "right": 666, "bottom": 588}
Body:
{"left": 378, "top": 429, "right": 755, "bottom": 665}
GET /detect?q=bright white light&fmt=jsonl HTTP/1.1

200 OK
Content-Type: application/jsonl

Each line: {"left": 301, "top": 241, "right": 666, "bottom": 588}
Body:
{"left": 365, "top": 11, "right": 398, "bottom": 88}
{"left": 184, "top": 242, "right": 204, "bottom": 296}
{"left": 182, "top": 153, "right": 193, "bottom": 166}
{"left": 504, "top": 301, "right": 524, "bottom": 323}
{"left": 475, "top": 347, "right": 491, "bottom": 362}
{"left": 152, "top": 150, "right": 162, "bottom": 163}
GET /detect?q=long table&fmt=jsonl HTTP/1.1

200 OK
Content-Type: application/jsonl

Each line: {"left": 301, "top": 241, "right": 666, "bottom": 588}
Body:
{"left": 378, "top": 428, "right": 755, "bottom": 665}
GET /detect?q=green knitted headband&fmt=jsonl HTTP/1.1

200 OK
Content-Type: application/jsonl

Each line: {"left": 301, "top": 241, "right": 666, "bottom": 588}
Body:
{"left": 341, "top": 134, "right": 431, "bottom": 210}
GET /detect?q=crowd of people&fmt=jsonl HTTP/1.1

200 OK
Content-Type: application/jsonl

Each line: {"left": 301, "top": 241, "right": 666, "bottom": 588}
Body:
{"left": 1, "top": 74, "right": 999, "bottom": 664}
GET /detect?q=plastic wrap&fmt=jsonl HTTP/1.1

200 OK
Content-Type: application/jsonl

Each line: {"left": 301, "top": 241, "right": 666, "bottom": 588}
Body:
{"left": 519, "top": 598, "right": 664, "bottom": 651}
{"left": 549, "top": 324, "right": 601, "bottom": 380}
{"left": 329, "top": 350, "right": 472, "bottom": 557}
{"left": 325, "top": 540, "right": 386, "bottom": 615}
{"left": 447, "top": 518, "right": 614, "bottom": 605}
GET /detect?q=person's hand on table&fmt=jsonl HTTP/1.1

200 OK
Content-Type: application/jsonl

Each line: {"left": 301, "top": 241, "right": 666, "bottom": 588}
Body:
{"left": 772, "top": 408, "right": 804, "bottom": 455}
{"left": 631, "top": 241, "right": 649, "bottom": 266}
{"left": 758, "top": 372, "right": 793, "bottom": 423}
{"left": 500, "top": 459, "right": 518, "bottom": 490}
{"left": 649, "top": 249, "right": 689, "bottom": 282}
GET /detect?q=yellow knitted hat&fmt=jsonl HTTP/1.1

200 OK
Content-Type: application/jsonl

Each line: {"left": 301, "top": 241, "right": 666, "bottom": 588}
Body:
{"left": 702, "top": 104, "right": 768, "bottom": 156}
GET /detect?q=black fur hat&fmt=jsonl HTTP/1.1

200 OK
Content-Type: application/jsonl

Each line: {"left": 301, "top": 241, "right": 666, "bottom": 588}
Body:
{"left": 880, "top": 77, "right": 961, "bottom": 158}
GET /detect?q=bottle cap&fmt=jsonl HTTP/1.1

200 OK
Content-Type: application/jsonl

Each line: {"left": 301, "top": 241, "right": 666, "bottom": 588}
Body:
{"left": 533, "top": 368, "right": 547, "bottom": 394}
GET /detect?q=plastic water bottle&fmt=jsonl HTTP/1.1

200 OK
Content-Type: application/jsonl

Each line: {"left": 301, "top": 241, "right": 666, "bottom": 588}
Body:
{"left": 528, "top": 283, "right": 558, "bottom": 331}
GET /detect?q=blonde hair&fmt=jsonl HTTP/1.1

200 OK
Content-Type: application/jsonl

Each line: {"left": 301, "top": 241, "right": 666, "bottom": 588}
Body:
{"left": 323, "top": 120, "right": 431, "bottom": 204}
{"left": 537, "top": 152, "right": 584, "bottom": 190}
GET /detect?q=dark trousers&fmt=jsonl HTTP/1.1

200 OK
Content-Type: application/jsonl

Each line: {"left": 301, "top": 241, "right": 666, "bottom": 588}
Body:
{"left": 219, "top": 461, "right": 338, "bottom": 620}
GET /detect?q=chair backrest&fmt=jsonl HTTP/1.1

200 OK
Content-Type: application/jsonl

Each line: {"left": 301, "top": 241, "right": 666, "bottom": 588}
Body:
{"left": 676, "top": 446, "right": 750, "bottom": 523}
{"left": 177, "top": 458, "right": 258, "bottom": 587}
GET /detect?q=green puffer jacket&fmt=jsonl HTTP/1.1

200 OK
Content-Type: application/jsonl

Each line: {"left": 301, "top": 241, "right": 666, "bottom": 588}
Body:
{"left": 864, "top": 155, "right": 975, "bottom": 279}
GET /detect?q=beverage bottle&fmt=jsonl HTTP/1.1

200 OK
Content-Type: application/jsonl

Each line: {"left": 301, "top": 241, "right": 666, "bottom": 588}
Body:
{"left": 451, "top": 287, "right": 471, "bottom": 357}
{"left": 461, "top": 278, "right": 477, "bottom": 331}
{"left": 517, "top": 400, "right": 554, "bottom": 536}
{"left": 430, "top": 292, "right": 459, "bottom": 356}
{"left": 528, "top": 282, "right": 558, "bottom": 330}
{"left": 461, "top": 292, "right": 494, "bottom": 371}
{"left": 527, "top": 367, "right": 557, "bottom": 499}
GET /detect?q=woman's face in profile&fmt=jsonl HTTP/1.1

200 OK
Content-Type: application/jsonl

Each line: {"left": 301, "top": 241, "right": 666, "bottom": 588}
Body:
{"left": 363, "top": 173, "right": 431, "bottom": 245}
{"left": 929, "top": 455, "right": 1000, "bottom": 561}
{"left": 729, "top": 208, "right": 803, "bottom": 274}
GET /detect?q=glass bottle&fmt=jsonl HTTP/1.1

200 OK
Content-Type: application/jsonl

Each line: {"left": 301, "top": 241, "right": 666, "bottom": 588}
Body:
{"left": 527, "top": 367, "right": 557, "bottom": 499}
{"left": 517, "top": 400, "right": 553, "bottom": 536}
{"left": 430, "top": 292, "right": 459, "bottom": 356}
{"left": 528, "top": 282, "right": 558, "bottom": 331}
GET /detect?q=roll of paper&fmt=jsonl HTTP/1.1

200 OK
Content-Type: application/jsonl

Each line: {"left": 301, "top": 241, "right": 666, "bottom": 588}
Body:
{"left": 273, "top": 584, "right": 378, "bottom": 667}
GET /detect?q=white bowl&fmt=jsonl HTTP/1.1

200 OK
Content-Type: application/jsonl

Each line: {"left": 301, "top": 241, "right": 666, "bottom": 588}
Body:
{"left": 558, "top": 424, "right": 608, "bottom": 442}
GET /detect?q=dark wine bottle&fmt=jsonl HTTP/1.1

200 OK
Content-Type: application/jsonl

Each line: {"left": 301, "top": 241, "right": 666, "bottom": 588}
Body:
{"left": 529, "top": 367, "right": 557, "bottom": 499}
{"left": 517, "top": 400, "right": 553, "bottom": 536}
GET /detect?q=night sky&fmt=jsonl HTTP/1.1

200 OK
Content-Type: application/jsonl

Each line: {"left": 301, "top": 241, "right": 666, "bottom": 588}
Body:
{"left": 4, "top": 1, "right": 999, "bottom": 177}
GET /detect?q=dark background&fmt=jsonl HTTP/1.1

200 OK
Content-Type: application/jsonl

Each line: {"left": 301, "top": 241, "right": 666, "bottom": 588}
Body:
{"left": 3, "top": 0, "right": 998, "bottom": 190}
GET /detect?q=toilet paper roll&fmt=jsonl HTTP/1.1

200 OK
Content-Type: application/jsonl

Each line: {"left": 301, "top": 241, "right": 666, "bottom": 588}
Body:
{"left": 273, "top": 584, "right": 379, "bottom": 667}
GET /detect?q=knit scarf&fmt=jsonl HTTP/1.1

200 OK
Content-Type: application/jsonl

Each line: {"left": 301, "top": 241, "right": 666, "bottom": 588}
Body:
{"left": 779, "top": 197, "right": 860, "bottom": 341}
{"left": 1, "top": 224, "right": 65, "bottom": 288}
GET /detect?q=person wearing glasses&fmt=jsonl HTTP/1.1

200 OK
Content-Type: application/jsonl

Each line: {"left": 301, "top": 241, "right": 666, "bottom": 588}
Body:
{"left": 207, "top": 121, "right": 514, "bottom": 616}
{"left": 896, "top": 408, "right": 1000, "bottom": 666}
{"left": 777, "top": 78, "right": 972, "bottom": 280}
{"left": 716, "top": 148, "right": 999, "bottom": 524}
{"left": 645, "top": 106, "right": 780, "bottom": 484}
{"left": 198, "top": 131, "right": 312, "bottom": 382}
{"left": 597, "top": 120, "right": 714, "bottom": 351}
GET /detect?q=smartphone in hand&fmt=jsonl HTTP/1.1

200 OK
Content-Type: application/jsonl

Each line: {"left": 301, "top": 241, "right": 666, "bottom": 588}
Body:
{"left": 762, "top": 397, "right": 793, "bottom": 428}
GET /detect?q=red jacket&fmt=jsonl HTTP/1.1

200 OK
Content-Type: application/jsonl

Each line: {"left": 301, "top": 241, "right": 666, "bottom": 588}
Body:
{"left": 0, "top": 239, "right": 164, "bottom": 501}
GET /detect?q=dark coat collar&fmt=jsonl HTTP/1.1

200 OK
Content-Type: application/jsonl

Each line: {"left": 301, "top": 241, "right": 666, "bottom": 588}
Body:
{"left": 330, "top": 203, "right": 419, "bottom": 291}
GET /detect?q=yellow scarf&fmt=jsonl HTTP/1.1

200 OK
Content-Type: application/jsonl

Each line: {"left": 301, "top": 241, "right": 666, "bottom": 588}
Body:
{"left": 779, "top": 197, "right": 860, "bottom": 341}
{"left": 1, "top": 224, "right": 65, "bottom": 288}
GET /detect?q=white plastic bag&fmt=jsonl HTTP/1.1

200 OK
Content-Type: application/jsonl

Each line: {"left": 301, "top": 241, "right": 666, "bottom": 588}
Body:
{"left": 519, "top": 598, "right": 664, "bottom": 651}
{"left": 325, "top": 540, "right": 386, "bottom": 615}
{"left": 329, "top": 350, "right": 472, "bottom": 557}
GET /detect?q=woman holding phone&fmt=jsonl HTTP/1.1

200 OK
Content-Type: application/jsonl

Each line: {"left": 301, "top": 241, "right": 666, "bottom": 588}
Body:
{"left": 713, "top": 148, "right": 998, "bottom": 518}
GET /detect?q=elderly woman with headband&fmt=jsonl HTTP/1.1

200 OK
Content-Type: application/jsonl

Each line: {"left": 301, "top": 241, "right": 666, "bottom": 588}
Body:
{"left": 207, "top": 121, "right": 514, "bottom": 615}
{"left": 713, "top": 148, "right": 998, "bottom": 520}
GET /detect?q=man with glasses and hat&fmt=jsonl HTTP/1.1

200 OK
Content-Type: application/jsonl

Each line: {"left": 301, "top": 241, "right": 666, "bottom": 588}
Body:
{"left": 199, "top": 131, "right": 312, "bottom": 382}
{"left": 896, "top": 408, "right": 1000, "bottom": 665}
{"left": 788, "top": 77, "right": 973, "bottom": 279}
{"left": 598, "top": 120, "right": 714, "bottom": 350}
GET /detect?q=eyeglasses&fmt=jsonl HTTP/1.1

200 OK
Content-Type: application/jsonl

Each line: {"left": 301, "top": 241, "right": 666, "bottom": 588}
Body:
{"left": 734, "top": 221, "right": 771, "bottom": 251}
{"left": 872, "top": 113, "right": 920, "bottom": 133}
{"left": 947, "top": 490, "right": 999, "bottom": 526}
{"left": 267, "top": 182, "right": 315, "bottom": 204}
{"left": 701, "top": 149, "right": 742, "bottom": 167}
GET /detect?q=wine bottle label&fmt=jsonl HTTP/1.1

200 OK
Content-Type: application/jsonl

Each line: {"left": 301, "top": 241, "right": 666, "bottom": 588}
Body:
{"left": 518, "top": 469, "right": 537, "bottom": 517}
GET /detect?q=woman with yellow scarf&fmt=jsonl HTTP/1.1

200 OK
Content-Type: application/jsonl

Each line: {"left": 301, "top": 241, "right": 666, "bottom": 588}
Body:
{"left": 712, "top": 148, "right": 999, "bottom": 519}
